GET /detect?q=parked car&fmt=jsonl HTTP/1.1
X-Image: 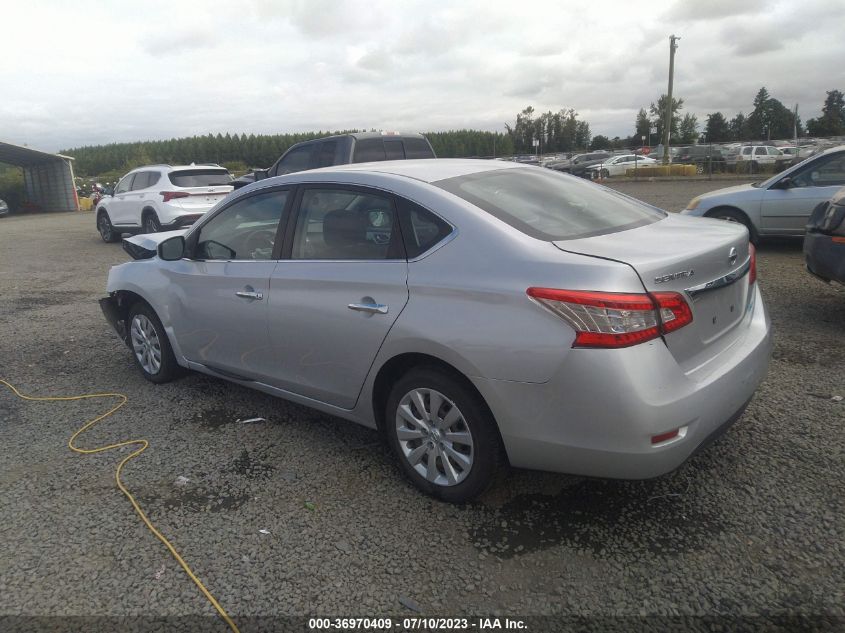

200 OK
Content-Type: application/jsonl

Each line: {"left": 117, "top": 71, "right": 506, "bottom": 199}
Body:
{"left": 100, "top": 159, "right": 771, "bottom": 502}
{"left": 675, "top": 145, "right": 727, "bottom": 174}
{"left": 725, "top": 145, "right": 783, "bottom": 172}
{"left": 804, "top": 186, "right": 845, "bottom": 285}
{"left": 232, "top": 132, "right": 436, "bottom": 189}
{"left": 95, "top": 164, "right": 234, "bottom": 242}
{"left": 681, "top": 145, "right": 845, "bottom": 242}
{"left": 585, "top": 154, "right": 658, "bottom": 178}
{"left": 568, "top": 152, "right": 614, "bottom": 178}
{"left": 0, "top": 198, "right": 9, "bottom": 217}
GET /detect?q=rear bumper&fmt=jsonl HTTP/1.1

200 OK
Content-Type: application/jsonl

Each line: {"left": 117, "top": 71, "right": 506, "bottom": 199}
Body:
{"left": 804, "top": 232, "right": 845, "bottom": 284}
{"left": 161, "top": 213, "right": 203, "bottom": 229}
{"left": 472, "top": 284, "right": 772, "bottom": 479}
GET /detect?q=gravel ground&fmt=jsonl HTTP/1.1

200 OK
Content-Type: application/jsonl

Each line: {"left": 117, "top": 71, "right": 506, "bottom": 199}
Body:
{"left": 0, "top": 180, "right": 843, "bottom": 631}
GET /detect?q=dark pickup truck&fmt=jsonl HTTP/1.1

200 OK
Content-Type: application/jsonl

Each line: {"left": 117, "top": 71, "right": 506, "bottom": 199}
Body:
{"left": 233, "top": 132, "right": 436, "bottom": 189}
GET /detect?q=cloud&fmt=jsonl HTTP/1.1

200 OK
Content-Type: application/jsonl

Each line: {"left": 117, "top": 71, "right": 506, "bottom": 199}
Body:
{"left": 662, "top": 0, "right": 768, "bottom": 21}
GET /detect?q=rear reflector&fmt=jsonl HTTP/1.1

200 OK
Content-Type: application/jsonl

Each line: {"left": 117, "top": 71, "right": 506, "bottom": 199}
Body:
{"left": 161, "top": 191, "right": 190, "bottom": 202}
{"left": 526, "top": 288, "right": 693, "bottom": 349}
{"left": 748, "top": 243, "right": 757, "bottom": 285}
{"left": 651, "top": 429, "right": 680, "bottom": 444}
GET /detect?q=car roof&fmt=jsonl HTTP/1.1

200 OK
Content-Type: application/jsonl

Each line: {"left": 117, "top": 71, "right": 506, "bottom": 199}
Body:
{"left": 129, "top": 164, "right": 228, "bottom": 173}
{"left": 295, "top": 158, "right": 523, "bottom": 183}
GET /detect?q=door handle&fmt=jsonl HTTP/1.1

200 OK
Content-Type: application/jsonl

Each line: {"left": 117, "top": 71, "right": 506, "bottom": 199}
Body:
{"left": 236, "top": 290, "right": 263, "bottom": 300}
{"left": 348, "top": 302, "right": 388, "bottom": 314}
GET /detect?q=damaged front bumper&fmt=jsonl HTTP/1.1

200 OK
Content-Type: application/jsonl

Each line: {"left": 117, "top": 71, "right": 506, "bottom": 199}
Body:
{"left": 99, "top": 294, "right": 129, "bottom": 346}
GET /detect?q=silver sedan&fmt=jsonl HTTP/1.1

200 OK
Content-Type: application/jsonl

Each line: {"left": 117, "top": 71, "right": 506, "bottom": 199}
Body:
{"left": 101, "top": 159, "right": 772, "bottom": 502}
{"left": 681, "top": 145, "right": 845, "bottom": 241}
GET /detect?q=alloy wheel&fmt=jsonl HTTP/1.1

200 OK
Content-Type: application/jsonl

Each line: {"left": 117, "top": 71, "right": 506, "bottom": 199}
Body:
{"left": 144, "top": 214, "right": 161, "bottom": 233}
{"left": 130, "top": 314, "right": 162, "bottom": 375}
{"left": 395, "top": 388, "right": 474, "bottom": 486}
{"left": 98, "top": 214, "right": 112, "bottom": 241}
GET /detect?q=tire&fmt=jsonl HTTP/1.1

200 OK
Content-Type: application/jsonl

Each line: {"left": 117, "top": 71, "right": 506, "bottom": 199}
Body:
{"left": 385, "top": 367, "right": 504, "bottom": 503}
{"left": 127, "top": 302, "right": 180, "bottom": 384}
{"left": 600, "top": 168, "right": 609, "bottom": 179}
{"left": 142, "top": 211, "right": 161, "bottom": 234}
{"left": 695, "top": 163, "right": 705, "bottom": 175}
{"left": 97, "top": 210, "right": 120, "bottom": 243}
{"left": 705, "top": 208, "right": 758, "bottom": 245}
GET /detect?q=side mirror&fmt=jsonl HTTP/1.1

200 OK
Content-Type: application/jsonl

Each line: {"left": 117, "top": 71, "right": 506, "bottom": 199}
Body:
{"left": 158, "top": 236, "right": 185, "bottom": 261}
{"left": 253, "top": 168, "right": 270, "bottom": 182}
{"left": 774, "top": 177, "right": 794, "bottom": 190}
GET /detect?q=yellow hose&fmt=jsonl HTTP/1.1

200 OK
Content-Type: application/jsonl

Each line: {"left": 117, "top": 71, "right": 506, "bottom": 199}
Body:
{"left": 0, "top": 379, "right": 240, "bottom": 633}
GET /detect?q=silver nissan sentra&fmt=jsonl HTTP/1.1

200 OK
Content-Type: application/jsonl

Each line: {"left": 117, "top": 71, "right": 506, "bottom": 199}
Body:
{"left": 101, "top": 159, "right": 772, "bottom": 502}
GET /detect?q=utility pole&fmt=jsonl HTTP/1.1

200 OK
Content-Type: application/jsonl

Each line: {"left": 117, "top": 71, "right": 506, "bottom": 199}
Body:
{"left": 662, "top": 35, "right": 680, "bottom": 165}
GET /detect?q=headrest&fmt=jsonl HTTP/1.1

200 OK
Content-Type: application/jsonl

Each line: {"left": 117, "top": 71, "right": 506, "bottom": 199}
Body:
{"left": 323, "top": 210, "right": 368, "bottom": 248}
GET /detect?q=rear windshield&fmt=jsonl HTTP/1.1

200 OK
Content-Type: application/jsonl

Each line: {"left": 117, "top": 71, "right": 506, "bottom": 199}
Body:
{"left": 435, "top": 167, "right": 664, "bottom": 241}
{"left": 168, "top": 169, "right": 233, "bottom": 187}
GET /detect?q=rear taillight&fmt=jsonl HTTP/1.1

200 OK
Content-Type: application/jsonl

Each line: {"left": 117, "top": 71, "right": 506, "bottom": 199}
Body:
{"left": 526, "top": 288, "right": 693, "bottom": 349}
{"left": 161, "top": 191, "right": 190, "bottom": 202}
{"left": 748, "top": 243, "right": 757, "bottom": 285}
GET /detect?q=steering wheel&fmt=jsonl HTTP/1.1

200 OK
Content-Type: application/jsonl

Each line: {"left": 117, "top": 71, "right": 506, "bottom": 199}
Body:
{"left": 244, "top": 229, "right": 276, "bottom": 258}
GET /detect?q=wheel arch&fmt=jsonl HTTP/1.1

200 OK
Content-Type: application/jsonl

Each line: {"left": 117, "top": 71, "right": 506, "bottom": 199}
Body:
{"left": 370, "top": 352, "right": 504, "bottom": 457}
{"left": 703, "top": 205, "right": 758, "bottom": 242}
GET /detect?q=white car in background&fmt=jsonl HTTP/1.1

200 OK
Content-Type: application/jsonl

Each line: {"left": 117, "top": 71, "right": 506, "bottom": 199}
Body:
{"left": 96, "top": 164, "right": 234, "bottom": 242}
{"left": 586, "top": 154, "right": 658, "bottom": 178}
{"left": 725, "top": 145, "right": 783, "bottom": 171}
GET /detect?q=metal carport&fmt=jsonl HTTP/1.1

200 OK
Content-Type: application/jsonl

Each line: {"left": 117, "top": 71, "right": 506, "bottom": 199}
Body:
{"left": 0, "top": 141, "right": 79, "bottom": 212}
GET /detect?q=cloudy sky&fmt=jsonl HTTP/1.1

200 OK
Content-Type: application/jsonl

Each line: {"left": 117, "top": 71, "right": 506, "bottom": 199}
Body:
{"left": 0, "top": 0, "right": 841, "bottom": 152}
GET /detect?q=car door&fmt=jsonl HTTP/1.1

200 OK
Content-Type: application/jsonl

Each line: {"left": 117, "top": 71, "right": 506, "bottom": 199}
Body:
{"left": 760, "top": 151, "right": 845, "bottom": 234}
{"left": 124, "top": 171, "right": 152, "bottom": 227}
{"left": 109, "top": 173, "right": 135, "bottom": 225}
{"left": 163, "top": 188, "right": 291, "bottom": 380}
{"left": 266, "top": 185, "right": 409, "bottom": 409}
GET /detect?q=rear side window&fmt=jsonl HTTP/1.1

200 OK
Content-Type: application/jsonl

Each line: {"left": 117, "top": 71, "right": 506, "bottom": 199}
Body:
{"left": 385, "top": 139, "right": 405, "bottom": 160}
{"left": 169, "top": 169, "right": 232, "bottom": 187}
{"left": 404, "top": 138, "right": 435, "bottom": 159}
{"left": 352, "top": 138, "right": 387, "bottom": 163}
{"left": 290, "top": 188, "right": 402, "bottom": 260}
{"left": 315, "top": 141, "right": 338, "bottom": 168}
{"left": 435, "top": 167, "right": 664, "bottom": 241}
{"left": 397, "top": 198, "right": 453, "bottom": 258}
{"left": 132, "top": 172, "right": 159, "bottom": 190}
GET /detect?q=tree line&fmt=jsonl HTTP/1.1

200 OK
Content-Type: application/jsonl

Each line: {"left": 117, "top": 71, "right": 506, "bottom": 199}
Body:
{"left": 60, "top": 88, "right": 844, "bottom": 178}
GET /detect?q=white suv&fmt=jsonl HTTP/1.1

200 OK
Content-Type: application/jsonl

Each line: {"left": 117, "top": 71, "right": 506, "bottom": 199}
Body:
{"left": 96, "top": 164, "right": 233, "bottom": 242}
{"left": 725, "top": 145, "right": 783, "bottom": 170}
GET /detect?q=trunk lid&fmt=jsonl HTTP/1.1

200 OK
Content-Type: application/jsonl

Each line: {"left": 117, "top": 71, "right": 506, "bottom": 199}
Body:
{"left": 172, "top": 185, "right": 233, "bottom": 210}
{"left": 554, "top": 214, "right": 753, "bottom": 367}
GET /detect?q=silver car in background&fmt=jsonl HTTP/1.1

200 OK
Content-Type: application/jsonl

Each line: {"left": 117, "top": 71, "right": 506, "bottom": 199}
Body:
{"left": 101, "top": 160, "right": 772, "bottom": 502}
{"left": 682, "top": 145, "right": 845, "bottom": 242}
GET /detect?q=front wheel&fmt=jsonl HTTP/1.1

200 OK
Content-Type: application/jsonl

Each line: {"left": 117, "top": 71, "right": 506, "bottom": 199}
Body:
{"left": 97, "top": 211, "right": 119, "bottom": 243}
{"left": 385, "top": 367, "right": 504, "bottom": 503}
{"left": 127, "top": 302, "right": 180, "bottom": 384}
{"left": 600, "top": 168, "right": 609, "bottom": 179}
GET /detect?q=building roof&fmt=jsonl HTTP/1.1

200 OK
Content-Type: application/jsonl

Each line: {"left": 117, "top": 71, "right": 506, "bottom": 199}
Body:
{"left": 0, "top": 140, "right": 74, "bottom": 167}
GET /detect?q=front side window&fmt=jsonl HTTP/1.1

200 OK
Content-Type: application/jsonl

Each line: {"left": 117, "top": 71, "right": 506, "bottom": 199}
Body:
{"left": 291, "top": 188, "right": 402, "bottom": 260}
{"left": 755, "top": 147, "right": 767, "bottom": 156}
{"left": 115, "top": 174, "right": 134, "bottom": 194}
{"left": 767, "top": 147, "right": 781, "bottom": 156}
{"left": 742, "top": 147, "right": 753, "bottom": 155}
{"left": 435, "top": 167, "right": 664, "bottom": 241}
{"left": 195, "top": 190, "right": 288, "bottom": 260}
{"left": 276, "top": 145, "right": 315, "bottom": 175}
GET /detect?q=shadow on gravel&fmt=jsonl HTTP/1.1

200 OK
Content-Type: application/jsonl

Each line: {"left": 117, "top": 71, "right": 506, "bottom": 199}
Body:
{"left": 9, "top": 290, "right": 88, "bottom": 312}
{"left": 189, "top": 407, "right": 246, "bottom": 429}
{"left": 470, "top": 473, "right": 724, "bottom": 559}
{"left": 755, "top": 237, "right": 802, "bottom": 253}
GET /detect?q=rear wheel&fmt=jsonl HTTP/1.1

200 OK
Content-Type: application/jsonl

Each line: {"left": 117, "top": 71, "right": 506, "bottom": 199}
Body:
{"left": 142, "top": 211, "right": 161, "bottom": 234}
{"left": 97, "top": 210, "right": 119, "bottom": 243}
{"left": 599, "top": 168, "right": 609, "bottom": 179}
{"left": 385, "top": 367, "right": 503, "bottom": 503}
{"left": 127, "top": 302, "right": 180, "bottom": 384}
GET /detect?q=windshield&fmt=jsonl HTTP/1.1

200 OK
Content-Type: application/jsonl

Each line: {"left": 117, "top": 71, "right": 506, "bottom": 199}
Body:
{"left": 434, "top": 167, "right": 665, "bottom": 241}
{"left": 169, "top": 169, "right": 233, "bottom": 187}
